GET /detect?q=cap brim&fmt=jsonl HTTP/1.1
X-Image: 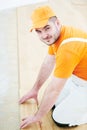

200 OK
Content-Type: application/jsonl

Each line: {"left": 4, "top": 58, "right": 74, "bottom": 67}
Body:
{"left": 29, "top": 19, "right": 48, "bottom": 32}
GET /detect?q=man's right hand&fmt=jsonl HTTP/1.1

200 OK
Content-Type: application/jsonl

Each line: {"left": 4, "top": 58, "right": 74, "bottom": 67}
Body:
{"left": 19, "top": 89, "right": 38, "bottom": 105}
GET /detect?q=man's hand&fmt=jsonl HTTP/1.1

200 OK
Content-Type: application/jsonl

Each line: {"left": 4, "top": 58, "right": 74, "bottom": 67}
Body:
{"left": 19, "top": 89, "right": 38, "bottom": 105}
{"left": 20, "top": 115, "right": 41, "bottom": 129}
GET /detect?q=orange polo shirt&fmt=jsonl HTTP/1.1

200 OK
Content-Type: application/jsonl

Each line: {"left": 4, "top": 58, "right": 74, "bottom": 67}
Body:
{"left": 48, "top": 26, "right": 87, "bottom": 80}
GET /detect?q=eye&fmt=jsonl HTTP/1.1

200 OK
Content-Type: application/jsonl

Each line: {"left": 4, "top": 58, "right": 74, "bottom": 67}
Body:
{"left": 35, "top": 30, "right": 42, "bottom": 34}
{"left": 45, "top": 27, "right": 50, "bottom": 31}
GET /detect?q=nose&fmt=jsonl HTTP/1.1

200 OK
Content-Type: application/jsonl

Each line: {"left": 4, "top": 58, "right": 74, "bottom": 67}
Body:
{"left": 41, "top": 32, "right": 48, "bottom": 39}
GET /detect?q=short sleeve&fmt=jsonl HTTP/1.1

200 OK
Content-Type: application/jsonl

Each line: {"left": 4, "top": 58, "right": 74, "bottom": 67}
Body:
{"left": 53, "top": 45, "right": 80, "bottom": 78}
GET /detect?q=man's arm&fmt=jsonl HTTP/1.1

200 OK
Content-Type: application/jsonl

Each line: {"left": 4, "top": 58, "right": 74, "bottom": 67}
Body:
{"left": 19, "top": 54, "right": 55, "bottom": 104}
{"left": 35, "top": 76, "right": 67, "bottom": 116}
{"left": 20, "top": 76, "right": 68, "bottom": 128}
{"left": 33, "top": 54, "right": 55, "bottom": 91}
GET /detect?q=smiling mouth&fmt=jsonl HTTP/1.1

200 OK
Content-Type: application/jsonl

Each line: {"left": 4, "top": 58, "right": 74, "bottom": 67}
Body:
{"left": 46, "top": 39, "right": 50, "bottom": 42}
{"left": 44, "top": 36, "right": 52, "bottom": 41}
{"left": 46, "top": 38, "right": 52, "bottom": 42}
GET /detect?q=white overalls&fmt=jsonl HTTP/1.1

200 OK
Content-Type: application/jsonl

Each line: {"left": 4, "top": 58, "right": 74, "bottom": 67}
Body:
{"left": 52, "top": 38, "right": 87, "bottom": 127}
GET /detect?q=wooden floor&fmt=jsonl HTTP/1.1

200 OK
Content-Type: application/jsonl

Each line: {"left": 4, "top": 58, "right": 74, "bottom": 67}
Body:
{"left": 20, "top": 88, "right": 87, "bottom": 130}
{"left": 20, "top": 101, "right": 87, "bottom": 130}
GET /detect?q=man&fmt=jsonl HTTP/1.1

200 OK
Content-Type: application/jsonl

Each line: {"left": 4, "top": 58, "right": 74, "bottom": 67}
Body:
{"left": 19, "top": 6, "right": 87, "bottom": 128}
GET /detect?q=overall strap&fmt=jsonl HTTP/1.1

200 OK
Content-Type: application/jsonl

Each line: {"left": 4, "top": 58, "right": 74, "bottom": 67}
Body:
{"left": 61, "top": 37, "right": 87, "bottom": 46}
{"left": 60, "top": 37, "right": 87, "bottom": 82}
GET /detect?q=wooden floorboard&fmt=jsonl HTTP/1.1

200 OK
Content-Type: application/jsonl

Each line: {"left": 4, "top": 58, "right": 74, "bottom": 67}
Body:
{"left": 20, "top": 99, "right": 87, "bottom": 130}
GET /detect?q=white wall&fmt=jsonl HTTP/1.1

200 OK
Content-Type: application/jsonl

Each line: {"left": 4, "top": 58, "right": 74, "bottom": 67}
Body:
{"left": 0, "top": 9, "right": 19, "bottom": 130}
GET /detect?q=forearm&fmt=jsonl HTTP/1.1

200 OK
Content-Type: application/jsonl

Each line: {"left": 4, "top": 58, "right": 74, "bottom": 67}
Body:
{"left": 35, "top": 77, "right": 67, "bottom": 119}
{"left": 33, "top": 54, "right": 55, "bottom": 91}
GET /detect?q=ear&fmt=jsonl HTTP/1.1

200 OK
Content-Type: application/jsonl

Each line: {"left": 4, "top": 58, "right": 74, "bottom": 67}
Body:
{"left": 55, "top": 19, "right": 60, "bottom": 26}
{"left": 54, "top": 20, "right": 61, "bottom": 30}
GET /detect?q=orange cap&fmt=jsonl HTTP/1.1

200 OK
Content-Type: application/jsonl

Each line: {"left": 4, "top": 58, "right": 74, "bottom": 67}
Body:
{"left": 30, "top": 6, "right": 56, "bottom": 32}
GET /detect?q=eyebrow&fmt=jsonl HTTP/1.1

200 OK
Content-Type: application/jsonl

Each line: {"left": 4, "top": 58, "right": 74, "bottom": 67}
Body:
{"left": 43, "top": 25, "right": 50, "bottom": 29}
{"left": 35, "top": 25, "right": 50, "bottom": 32}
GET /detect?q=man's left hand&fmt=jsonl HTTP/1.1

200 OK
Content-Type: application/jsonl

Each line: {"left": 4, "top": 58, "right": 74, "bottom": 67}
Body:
{"left": 20, "top": 115, "right": 41, "bottom": 129}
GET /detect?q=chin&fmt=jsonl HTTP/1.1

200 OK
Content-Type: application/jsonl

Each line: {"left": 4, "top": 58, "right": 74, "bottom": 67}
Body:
{"left": 46, "top": 42, "right": 55, "bottom": 46}
{"left": 48, "top": 40, "right": 56, "bottom": 45}
{"left": 42, "top": 40, "right": 55, "bottom": 46}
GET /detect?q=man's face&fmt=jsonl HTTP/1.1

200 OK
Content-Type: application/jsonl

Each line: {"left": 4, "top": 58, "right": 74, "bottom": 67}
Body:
{"left": 35, "top": 20, "right": 61, "bottom": 46}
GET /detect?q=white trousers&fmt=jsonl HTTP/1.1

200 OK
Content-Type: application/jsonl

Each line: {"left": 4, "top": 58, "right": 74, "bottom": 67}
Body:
{"left": 52, "top": 75, "right": 87, "bottom": 126}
